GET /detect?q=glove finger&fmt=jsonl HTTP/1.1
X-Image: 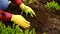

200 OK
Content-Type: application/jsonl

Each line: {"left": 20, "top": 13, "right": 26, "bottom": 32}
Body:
{"left": 20, "top": 20, "right": 30, "bottom": 28}
{"left": 17, "top": 15, "right": 30, "bottom": 26}
{"left": 24, "top": 20, "right": 30, "bottom": 25}
{"left": 20, "top": 15, "right": 30, "bottom": 25}
{"left": 29, "top": 8, "right": 36, "bottom": 16}
{"left": 13, "top": 19, "right": 30, "bottom": 28}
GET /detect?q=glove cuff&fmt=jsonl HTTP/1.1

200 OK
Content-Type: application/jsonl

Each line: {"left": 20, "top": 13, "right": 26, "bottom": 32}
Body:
{"left": 0, "top": 10, "right": 12, "bottom": 21}
{"left": 19, "top": 3, "right": 26, "bottom": 10}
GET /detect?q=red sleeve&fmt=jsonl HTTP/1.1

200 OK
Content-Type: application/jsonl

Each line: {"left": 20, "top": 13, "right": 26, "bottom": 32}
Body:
{"left": 15, "top": 0, "right": 22, "bottom": 5}
{"left": 11, "top": 0, "right": 22, "bottom": 5}
{"left": 0, "top": 10, "right": 12, "bottom": 21}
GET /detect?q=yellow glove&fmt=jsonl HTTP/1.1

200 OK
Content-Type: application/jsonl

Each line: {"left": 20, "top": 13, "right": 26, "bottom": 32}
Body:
{"left": 11, "top": 15, "right": 30, "bottom": 29}
{"left": 20, "top": 3, "right": 36, "bottom": 17}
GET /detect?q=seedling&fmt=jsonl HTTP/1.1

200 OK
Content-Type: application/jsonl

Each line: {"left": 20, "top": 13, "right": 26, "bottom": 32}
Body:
{"left": 0, "top": 21, "right": 36, "bottom": 34}
{"left": 22, "top": 0, "right": 34, "bottom": 4}
{"left": 45, "top": 1, "right": 60, "bottom": 10}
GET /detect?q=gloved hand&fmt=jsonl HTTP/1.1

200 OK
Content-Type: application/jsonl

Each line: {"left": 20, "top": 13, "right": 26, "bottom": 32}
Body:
{"left": 15, "top": 0, "right": 36, "bottom": 17}
{"left": 11, "top": 15, "right": 30, "bottom": 28}
{"left": 20, "top": 3, "right": 36, "bottom": 17}
{"left": 0, "top": 10, "right": 30, "bottom": 29}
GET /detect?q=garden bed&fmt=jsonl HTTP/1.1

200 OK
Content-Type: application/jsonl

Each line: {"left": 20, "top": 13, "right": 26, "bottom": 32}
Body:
{"left": 3, "top": 0, "right": 60, "bottom": 34}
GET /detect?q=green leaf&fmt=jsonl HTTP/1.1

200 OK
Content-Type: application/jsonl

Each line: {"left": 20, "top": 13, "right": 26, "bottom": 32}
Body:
{"left": 29, "top": 29, "right": 33, "bottom": 34}
{"left": 24, "top": 29, "right": 29, "bottom": 34}
{"left": 30, "top": 12, "right": 33, "bottom": 17}
{"left": 32, "top": 28, "right": 36, "bottom": 34}
{"left": 22, "top": 0, "right": 26, "bottom": 3}
{"left": 21, "top": 11, "right": 24, "bottom": 15}
{"left": 45, "top": 1, "right": 60, "bottom": 11}
{"left": 15, "top": 25, "right": 23, "bottom": 34}
{"left": 25, "top": 10, "right": 29, "bottom": 16}
{"left": 13, "top": 23, "right": 15, "bottom": 28}
{"left": 28, "top": 0, "right": 34, "bottom": 4}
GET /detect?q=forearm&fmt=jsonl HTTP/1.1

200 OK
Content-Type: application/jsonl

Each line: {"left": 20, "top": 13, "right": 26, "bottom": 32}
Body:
{"left": 0, "top": 10, "right": 12, "bottom": 21}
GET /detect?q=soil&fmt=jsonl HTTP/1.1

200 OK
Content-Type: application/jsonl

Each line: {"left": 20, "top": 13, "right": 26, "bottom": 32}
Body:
{"left": 3, "top": 0, "right": 60, "bottom": 34}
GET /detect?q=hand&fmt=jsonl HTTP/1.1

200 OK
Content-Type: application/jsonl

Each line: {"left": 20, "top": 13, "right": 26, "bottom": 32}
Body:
{"left": 0, "top": 10, "right": 30, "bottom": 29}
{"left": 11, "top": 15, "right": 30, "bottom": 28}
{"left": 20, "top": 3, "right": 36, "bottom": 17}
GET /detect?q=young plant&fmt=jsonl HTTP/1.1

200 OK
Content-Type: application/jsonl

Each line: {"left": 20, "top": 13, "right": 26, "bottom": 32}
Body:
{"left": 0, "top": 21, "right": 36, "bottom": 34}
{"left": 28, "top": 0, "right": 34, "bottom": 4}
{"left": 45, "top": 1, "right": 60, "bottom": 10}
{"left": 22, "top": 0, "right": 34, "bottom": 4}
{"left": 22, "top": 0, "right": 27, "bottom": 3}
